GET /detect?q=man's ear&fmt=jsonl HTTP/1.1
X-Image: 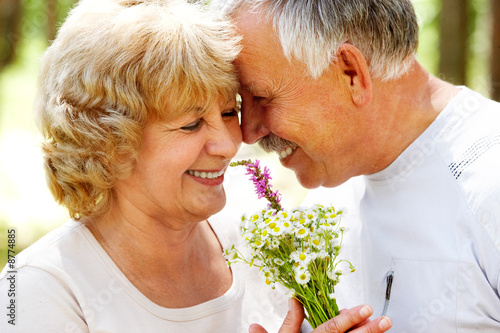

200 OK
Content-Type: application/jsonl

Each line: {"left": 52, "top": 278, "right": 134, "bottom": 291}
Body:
{"left": 334, "top": 44, "right": 372, "bottom": 106}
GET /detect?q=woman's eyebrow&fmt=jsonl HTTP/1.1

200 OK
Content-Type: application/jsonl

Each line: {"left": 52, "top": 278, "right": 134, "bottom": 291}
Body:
{"left": 183, "top": 106, "right": 206, "bottom": 114}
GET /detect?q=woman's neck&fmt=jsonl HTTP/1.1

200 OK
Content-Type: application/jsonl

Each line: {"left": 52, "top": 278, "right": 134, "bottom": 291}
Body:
{"left": 84, "top": 203, "right": 232, "bottom": 308}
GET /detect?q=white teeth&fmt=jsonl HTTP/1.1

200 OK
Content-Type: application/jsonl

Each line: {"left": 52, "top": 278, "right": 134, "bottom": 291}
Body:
{"left": 187, "top": 170, "right": 224, "bottom": 179}
{"left": 279, "top": 146, "right": 296, "bottom": 159}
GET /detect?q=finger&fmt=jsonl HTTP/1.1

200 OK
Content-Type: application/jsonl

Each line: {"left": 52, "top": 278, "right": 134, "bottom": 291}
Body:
{"left": 338, "top": 308, "right": 349, "bottom": 315}
{"left": 347, "top": 318, "right": 371, "bottom": 331}
{"left": 249, "top": 299, "right": 305, "bottom": 333}
{"left": 350, "top": 316, "right": 392, "bottom": 333}
{"left": 249, "top": 323, "right": 268, "bottom": 333}
{"left": 314, "top": 305, "right": 374, "bottom": 333}
{"left": 278, "top": 298, "right": 305, "bottom": 333}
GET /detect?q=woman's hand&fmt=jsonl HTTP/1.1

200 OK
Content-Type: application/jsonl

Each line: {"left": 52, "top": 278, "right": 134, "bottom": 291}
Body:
{"left": 249, "top": 299, "right": 392, "bottom": 333}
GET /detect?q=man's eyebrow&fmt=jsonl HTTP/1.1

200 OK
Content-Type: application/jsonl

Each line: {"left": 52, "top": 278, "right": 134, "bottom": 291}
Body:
{"left": 240, "top": 83, "right": 271, "bottom": 96}
{"left": 240, "top": 83, "right": 257, "bottom": 93}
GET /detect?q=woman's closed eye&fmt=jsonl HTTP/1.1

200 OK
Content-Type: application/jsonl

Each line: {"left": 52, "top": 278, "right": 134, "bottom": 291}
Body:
{"left": 181, "top": 119, "right": 202, "bottom": 131}
{"left": 180, "top": 107, "right": 238, "bottom": 131}
{"left": 222, "top": 108, "right": 239, "bottom": 118}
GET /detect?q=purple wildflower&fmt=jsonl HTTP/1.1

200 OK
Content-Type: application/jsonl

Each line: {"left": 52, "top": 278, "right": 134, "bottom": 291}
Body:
{"left": 230, "top": 159, "right": 283, "bottom": 212}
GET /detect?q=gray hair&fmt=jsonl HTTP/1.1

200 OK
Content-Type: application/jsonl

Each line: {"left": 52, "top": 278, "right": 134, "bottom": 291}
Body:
{"left": 212, "top": 0, "right": 419, "bottom": 80}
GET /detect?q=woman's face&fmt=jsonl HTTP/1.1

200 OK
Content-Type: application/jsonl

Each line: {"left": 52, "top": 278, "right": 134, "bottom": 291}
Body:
{"left": 115, "top": 97, "right": 242, "bottom": 225}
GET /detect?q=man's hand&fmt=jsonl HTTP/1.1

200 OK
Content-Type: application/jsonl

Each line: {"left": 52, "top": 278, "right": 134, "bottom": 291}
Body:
{"left": 249, "top": 299, "right": 392, "bottom": 333}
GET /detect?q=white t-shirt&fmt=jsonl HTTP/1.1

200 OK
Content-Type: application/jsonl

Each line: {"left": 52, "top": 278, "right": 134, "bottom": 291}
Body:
{"left": 0, "top": 214, "right": 290, "bottom": 332}
{"left": 304, "top": 87, "right": 500, "bottom": 332}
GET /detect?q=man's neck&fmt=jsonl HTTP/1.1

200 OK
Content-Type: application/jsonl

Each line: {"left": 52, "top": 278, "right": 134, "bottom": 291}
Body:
{"left": 367, "top": 61, "right": 460, "bottom": 173}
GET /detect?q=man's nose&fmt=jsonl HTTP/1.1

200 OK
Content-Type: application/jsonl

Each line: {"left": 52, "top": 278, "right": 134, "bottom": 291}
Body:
{"left": 240, "top": 99, "right": 270, "bottom": 144}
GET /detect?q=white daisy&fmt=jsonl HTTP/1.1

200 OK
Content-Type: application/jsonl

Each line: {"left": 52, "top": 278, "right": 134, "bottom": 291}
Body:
{"left": 274, "top": 258, "right": 285, "bottom": 266}
{"left": 281, "top": 220, "right": 293, "bottom": 234}
{"left": 269, "top": 223, "right": 285, "bottom": 236}
{"left": 260, "top": 228, "right": 270, "bottom": 240}
{"left": 291, "top": 250, "right": 313, "bottom": 266}
{"left": 251, "top": 239, "right": 265, "bottom": 249}
{"left": 295, "top": 227, "right": 309, "bottom": 239}
{"left": 295, "top": 269, "right": 311, "bottom": 285}
{"left": 223, "top": 245, "right": 238, "bottom": 261}
{"left": 269, "top": 238, "right": 280, "bottom": 249}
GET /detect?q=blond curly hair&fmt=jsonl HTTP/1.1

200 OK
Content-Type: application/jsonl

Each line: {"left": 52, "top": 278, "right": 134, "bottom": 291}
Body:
{"left": 35, "top": 0, "right": 241, "bottom": 219}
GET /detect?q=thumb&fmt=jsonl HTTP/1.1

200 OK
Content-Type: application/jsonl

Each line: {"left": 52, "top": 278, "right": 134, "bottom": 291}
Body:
{"left": 249, "top": 299, "right": 305, "bottom": 333}
{"left": 278, "top": 298, "right": 305, "bottom": 333}
{"left": 249, "top": 323, "right": 268, "bottom": 333}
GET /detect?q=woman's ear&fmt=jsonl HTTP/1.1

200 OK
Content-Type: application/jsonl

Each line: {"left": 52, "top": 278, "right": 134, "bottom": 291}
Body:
{"left": 334, "top": 44, "right": 372, "bottom": 106}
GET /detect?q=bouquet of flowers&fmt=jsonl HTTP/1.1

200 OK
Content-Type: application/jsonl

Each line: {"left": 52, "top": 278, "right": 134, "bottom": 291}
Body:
{"left": 225, "top": 160, "right": 355, "bottom": 328}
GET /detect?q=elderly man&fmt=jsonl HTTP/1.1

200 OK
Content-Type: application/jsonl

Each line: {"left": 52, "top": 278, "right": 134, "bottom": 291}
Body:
{"left": 213, "top": 0, "right": 500, "bottom": 332}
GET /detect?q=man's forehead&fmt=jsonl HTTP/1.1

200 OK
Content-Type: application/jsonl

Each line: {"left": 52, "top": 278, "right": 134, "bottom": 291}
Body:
{"left": 234, "top": 6, "right": 281, "bottom": 54}
{"left": 234, "top": 36, "right": 283, "bottom": 95}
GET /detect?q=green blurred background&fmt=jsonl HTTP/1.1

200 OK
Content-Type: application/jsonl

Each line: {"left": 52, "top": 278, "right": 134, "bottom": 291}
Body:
{"left": 1, "top": 0, "right": 499, "bottom": 268}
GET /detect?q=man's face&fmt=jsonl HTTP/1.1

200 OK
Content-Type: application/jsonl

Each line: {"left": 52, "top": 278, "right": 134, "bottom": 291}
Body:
{"left": 234, "top": 9, "right": 372, "bottom": 188}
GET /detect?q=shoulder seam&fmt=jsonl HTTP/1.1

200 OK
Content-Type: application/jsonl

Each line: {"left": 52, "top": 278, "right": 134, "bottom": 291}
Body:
{"left": 448, "top": 130, "right": 500, "bottom": 179}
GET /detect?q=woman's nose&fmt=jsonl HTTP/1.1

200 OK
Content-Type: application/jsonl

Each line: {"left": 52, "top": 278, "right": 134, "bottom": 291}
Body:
{"left": 206, "top": 119, "right": 241, "bottom": 159}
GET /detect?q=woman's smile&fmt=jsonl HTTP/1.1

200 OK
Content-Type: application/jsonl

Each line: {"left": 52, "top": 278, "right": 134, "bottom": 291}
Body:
{"left": 186, "top": 168, "right": 226, "bottom": 186}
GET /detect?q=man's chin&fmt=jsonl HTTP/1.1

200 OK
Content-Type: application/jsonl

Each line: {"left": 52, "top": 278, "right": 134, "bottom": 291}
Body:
{"left": 294, "top": 171, "right": 324, "bottom": 189}
{"left": 292, "top": 165, "right": 350, "bottom": 189}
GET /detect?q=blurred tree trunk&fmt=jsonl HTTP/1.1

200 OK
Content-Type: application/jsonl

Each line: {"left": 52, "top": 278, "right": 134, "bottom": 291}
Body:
{"left": 47, "top": 0, "right": 78, "bottom": 42}
{"left": 492, "top": 0, "right": 500, "bottom": 102}
{"left": 439, "top": 0, "right": 468, "bottom": 85}
{"left": 0, "top": 0, "right": 22, "bottom": 72}
{"left": 47, "top": 0, "right": 58, "bottom": 41}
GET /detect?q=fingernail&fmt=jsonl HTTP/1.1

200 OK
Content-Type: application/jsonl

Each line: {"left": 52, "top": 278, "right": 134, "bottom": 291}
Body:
{"left": 379, "top": 317, "right": 392, "bottom": 330}
{"left": 359, "top": 305, "right": 371, "bottom": 317}
{"left": 288, "top": 298, "right": 294, "bottom": 310}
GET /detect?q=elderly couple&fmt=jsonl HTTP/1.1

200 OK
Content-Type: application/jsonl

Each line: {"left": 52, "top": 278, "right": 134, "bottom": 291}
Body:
{"left": 1, "top": 0, "right": 499, "bottom": 332}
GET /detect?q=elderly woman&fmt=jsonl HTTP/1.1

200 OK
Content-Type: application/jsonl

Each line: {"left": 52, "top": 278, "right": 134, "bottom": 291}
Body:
{"left": 0, "top": 0, "right": 290, "bottom": 331}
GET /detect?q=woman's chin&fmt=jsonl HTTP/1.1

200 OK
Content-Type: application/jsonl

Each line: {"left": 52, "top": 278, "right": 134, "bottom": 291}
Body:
{"left": 194, "top": 194, "right": 226, "bottom": 220}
